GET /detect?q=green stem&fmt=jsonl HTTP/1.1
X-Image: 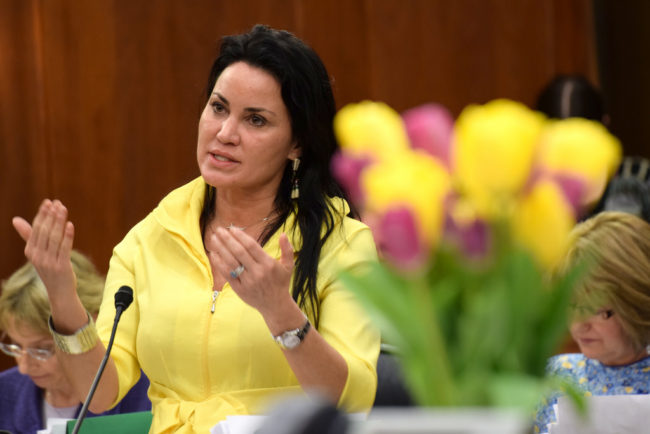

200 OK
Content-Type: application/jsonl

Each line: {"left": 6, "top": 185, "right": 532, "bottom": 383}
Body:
{"left": 407, "top": 274, "right": 456, "bottom": 406}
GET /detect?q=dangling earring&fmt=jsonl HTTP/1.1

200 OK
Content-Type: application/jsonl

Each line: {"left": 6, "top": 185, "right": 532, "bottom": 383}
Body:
{"left": 291, "top": 158, "right": 300, "bottom": 199}
{"left": 646, "top": 344, "right": 650, "bottom": 356}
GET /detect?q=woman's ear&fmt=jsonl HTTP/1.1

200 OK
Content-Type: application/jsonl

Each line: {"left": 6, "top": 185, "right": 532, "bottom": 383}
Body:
{"left": 288, "top": 141, "right": 301, "bottom": 160}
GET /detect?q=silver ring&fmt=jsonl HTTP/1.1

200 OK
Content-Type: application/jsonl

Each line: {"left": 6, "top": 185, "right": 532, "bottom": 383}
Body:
{"left": 230, "top": 264, "right": 245, "bottom": 279}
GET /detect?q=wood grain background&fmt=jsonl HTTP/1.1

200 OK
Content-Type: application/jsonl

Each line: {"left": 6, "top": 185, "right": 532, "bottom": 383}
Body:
{"left": 1, "top": 0, "right": 647, "bottom": 372}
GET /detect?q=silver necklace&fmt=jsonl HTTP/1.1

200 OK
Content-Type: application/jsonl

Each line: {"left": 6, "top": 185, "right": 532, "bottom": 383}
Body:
{"left": 205, "top": 215, "right": 272, "bottom": 255}
{"left": 225, "top": 216, "right": 270, "bottom": 231}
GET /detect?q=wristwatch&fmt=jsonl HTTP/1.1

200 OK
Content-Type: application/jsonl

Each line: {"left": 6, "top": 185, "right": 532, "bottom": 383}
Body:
{"left": 48, "top": 312, "right": 99, "bottom": 355}
{"left": 273, "top": 319, "right": 311, "bottom": 350}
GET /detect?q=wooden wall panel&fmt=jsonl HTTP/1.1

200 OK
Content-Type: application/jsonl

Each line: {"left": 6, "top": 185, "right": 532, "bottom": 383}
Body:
{"left": 359, "top": 0, "right": 597, "bottom": 115}
{"left": 297, "top": 1, "right": 372, "bottom": 106}
{"left": 0, "top": 0, "right": 50, "bottom": 273}
{"left": 0, "top": 0, "right": 599, "bottom": 372}
{"left": 552, "top": 0, "right": 598, "bottom": 81}
{"left": 37, "top": 1, "right": 124, "bottom": 270}
{"left": 0, "top": 0, "right": 50, "bottom": 376}
{"left": 596, "top": 1, "right": 650, "bottom": 157}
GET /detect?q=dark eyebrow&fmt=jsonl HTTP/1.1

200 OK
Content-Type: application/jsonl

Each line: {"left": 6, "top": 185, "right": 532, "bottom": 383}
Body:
{"left": 213, "top": 92, "right": 229, "bottom": 105}
{"left": 245, "top": 107, "right": 277, "bottom": 116}
{"left": 212, "top": 92, "right": 276, "bottom": 116}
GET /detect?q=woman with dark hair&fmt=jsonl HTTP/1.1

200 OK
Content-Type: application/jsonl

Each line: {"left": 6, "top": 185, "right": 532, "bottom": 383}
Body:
{"left": 12, "top": 25, "right": 380, "bottom": 433}
{"left": 536, "top": 76, "right": 650, "bottom": 223}
{"left": 535, "top": 74, "right": 606, "bottom": 123}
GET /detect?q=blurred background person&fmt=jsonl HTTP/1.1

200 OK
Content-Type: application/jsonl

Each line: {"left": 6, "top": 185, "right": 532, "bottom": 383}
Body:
{"left": 534, "top": 212, "right": 650, "bottom": 433}
{"left": 535, "top": 74, "right": 611, "bottom": 217}
{"left": 535, "top": 74, "right": 650, "bottom": 224}
{"left": 536, "top": 74, "right": 608, "bottom": 124}
{"left": 0, "top": 250, "right": 150, "bottom": 433}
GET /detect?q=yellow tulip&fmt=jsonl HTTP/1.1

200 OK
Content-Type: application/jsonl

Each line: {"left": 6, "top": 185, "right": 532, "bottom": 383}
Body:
{"left": 454, "top": 99, "right": 546, "bottom": 218}
{"left": 362, "top": 151, "right": 450, "bottom": 244}
{"left": 512, "top": 179, "right": 576, "bottom": 269}
{"left": 538, "top": 118, "right": 622, "bottom": 206}
{"left": 334, "top": 101, "right": 411, "bottom": 161}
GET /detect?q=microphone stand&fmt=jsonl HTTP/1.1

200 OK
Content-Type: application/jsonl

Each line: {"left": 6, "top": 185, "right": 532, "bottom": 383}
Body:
{"left": 71, "top": 286, "right": 133, "bottom": 434}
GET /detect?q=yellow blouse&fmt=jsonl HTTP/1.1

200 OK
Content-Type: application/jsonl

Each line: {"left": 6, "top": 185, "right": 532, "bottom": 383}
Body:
{"left": 95, "top": 177, "right": 380, "bottom": 433}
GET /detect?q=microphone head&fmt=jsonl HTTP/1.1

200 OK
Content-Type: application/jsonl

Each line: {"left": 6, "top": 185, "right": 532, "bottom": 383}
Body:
{"left": 115, "top": 285, "right": 134, "bottom": 312}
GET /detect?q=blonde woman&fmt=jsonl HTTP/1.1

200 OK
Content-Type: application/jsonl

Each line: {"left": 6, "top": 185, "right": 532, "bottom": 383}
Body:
{"left": 0, "top": 251, "right": 150, "bottom": 433}
{"left": 534, "top": 212, "right": 650, "bottom": 433}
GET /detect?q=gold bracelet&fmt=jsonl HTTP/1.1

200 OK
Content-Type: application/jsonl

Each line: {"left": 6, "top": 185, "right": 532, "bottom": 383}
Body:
{"left": 48, "top": 312, "right": 99, "bottom": 355}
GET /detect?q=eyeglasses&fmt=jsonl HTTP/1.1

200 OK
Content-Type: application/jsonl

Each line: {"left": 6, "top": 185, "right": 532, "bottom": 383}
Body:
{"left": 0, "top": 333, "right": 55, "bottom": 361}
{"left": 595, "top": 309, "right": 615, "bottom": 320}
{"left": 570, "top": 305, "right": 615, "bottom": 322}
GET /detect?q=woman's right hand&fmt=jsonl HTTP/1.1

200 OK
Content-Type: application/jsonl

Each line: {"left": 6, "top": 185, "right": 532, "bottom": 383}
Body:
{"left": 14, "top": 200, "right": 119, "bottom": 412}
{"left": 12, "top": 199, "right": 77, "bottom": 301}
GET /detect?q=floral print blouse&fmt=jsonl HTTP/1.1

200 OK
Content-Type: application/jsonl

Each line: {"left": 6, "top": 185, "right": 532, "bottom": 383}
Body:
{"left": 533, "top": 353, "right": 650, "bottom": 433}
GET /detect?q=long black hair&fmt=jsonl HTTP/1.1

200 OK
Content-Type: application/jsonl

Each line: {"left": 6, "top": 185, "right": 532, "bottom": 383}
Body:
{"left": 200, "top": 25, "right": 353, "bottom": 327}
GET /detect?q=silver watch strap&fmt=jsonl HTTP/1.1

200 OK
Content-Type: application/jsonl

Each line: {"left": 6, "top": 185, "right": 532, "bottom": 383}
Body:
{"left": 273, "top": 318, "right": 311, "bottom": 349}
{"left": 48, "top": 312, "right": 99, "bottom": 355}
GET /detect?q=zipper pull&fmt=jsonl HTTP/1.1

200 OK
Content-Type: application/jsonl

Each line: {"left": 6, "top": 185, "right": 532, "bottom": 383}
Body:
{"left": 210, "top": 290, "right": 219, "bottom": 314}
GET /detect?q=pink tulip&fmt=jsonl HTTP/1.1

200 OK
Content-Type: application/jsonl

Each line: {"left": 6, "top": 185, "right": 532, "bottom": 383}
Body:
{"left": 402, "top": 104, "right": 454, "bottom": 168}
{"left": 526, "top": 168, "right": 586, "bottom": 218}
{"left": 549, "top": 173, "right": 587, "bottom": 218}
{"left": 331, "top": 152, "right": 372, "bottom": 205}
{"left": 443, "top": 213, "right": 491, "bottom": 260}
{"left": 374, "top": 207, "right": 430, "bottom": 271}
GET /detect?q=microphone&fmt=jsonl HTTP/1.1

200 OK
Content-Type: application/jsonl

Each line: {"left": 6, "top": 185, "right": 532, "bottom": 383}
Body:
{"left": 71, "top": 286, "right": 134, "bottom": 434}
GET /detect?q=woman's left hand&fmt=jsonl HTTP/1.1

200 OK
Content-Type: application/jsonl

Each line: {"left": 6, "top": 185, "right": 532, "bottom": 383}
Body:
{"left": 208, "top": 227, "right": 295, "bottom": 318}
{"left": 209, "top": 227, "right": 349, "bottom": 405}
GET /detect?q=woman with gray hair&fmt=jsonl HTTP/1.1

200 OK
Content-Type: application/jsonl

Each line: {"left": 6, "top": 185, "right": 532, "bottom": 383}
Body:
{"left": 0, "top": 251, "right": 150, "bottom": 433}
{"left": 534, "top": 211, "right": 650, "bottom": 433}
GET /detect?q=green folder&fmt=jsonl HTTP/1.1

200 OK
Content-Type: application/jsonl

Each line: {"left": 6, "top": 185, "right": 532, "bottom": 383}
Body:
{"left": 66, "top": 411, "right": 152, "bottom": 434}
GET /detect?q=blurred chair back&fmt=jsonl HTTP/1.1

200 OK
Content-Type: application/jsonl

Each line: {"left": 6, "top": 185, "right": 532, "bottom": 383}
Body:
{"left": 373, "top": 348, "right": 414, "bottom": 407}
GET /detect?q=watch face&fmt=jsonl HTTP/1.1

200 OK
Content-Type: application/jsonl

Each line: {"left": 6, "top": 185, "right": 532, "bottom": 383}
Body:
{"left": 283, "top": 335, "right": 301, "bottom": 349}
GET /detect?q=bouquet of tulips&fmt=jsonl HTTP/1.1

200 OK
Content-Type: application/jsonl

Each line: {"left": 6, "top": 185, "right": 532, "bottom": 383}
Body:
{"left": 332, "top": 99, "right": 621, "bottom": 410}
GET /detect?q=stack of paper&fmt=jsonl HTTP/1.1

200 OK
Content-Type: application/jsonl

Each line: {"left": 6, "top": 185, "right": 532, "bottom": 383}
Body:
{"left": 37, "top": 418, "right": 73, "bottom": 434}
{"left": 547, "top": 395, "right": 650, "bottom": 433}
{"left": 210, "top": 415, "right": 267, "bottom": 434}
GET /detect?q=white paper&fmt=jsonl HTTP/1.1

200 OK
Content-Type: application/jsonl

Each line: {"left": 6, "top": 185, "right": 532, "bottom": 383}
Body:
{"left": 210, "top": 415, "right": 267, "bottom": 434}
{"left": 547, "top": 394, "right": 650, "bottom": 434}
{"left": 209, "top": 411, "right": 365, "bottom": 433}
{"left": 37, "top": 417, "right": 73, "bottom": 434}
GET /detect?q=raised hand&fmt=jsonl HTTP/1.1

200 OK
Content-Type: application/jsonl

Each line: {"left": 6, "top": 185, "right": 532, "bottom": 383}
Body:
{"left": 13, "top": 199, "right": 77, "bottom": 299}
{"left": 208, "top": 227, "right": 296, "bottom": 320}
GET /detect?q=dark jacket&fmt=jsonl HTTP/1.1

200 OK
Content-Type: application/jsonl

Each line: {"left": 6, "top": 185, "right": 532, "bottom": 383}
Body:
{"left": 0, "top": 366, "right": 151, "bottom": 434}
